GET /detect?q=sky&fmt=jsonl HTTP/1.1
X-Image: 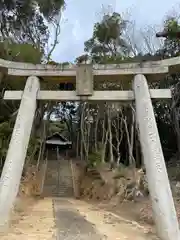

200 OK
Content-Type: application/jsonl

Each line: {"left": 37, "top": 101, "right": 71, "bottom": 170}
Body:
{"left": 51, "top": 0, "right": 180, "bottom": 63}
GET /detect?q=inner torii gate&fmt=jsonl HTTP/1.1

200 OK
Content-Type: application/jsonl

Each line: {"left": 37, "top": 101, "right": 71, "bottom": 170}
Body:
{"left": 0, "top": 57, "right": 180, "bottom": 240}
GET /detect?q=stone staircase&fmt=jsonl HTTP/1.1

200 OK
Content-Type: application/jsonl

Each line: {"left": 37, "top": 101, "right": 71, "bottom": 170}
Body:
{"left": 43, "top": 159, "right": 74, "bottom": 197}
{"left": 58, "top": 160, "right": 74, "bottom": 197}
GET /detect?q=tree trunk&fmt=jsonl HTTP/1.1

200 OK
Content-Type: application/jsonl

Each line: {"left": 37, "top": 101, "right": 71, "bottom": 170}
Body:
{"left": 101, "top": 128, "right": 108, "bottom": 163}
{"left": 107, "top": 106, "right": 114, "bottom": 163}
{"left": 94, "top": 107, "right": 99, "bottom": 152}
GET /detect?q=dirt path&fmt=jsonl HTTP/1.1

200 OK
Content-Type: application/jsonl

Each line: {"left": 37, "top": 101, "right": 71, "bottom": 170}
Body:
{"left": 68, "top": 199, "right": 157, "bottom": 240}
{"left": 1, "top": 197, "right": 158, "bottom": 239}
{"left": 53, "top": 198, "right": 104, "bottom": 239}
{"left": 0, "top": 198, "right": 55, "bottom": 240}
{"left": 89, "top": 199, "right": 156, "bottom": 232}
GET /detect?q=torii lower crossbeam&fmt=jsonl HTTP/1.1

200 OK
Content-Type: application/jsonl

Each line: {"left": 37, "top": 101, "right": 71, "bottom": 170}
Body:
{"left": 4, "top": 89, "right": 171, "bottom": 101}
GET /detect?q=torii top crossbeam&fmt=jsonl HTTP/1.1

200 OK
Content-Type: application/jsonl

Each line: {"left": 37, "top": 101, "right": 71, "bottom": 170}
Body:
{"left": 1, "top": 56, "right": 180, "bottom": 83}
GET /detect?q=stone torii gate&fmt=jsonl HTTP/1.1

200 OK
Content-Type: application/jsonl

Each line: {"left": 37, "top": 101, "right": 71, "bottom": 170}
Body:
{"left": 0, "top": 57, "right": 180, "bottom": 240}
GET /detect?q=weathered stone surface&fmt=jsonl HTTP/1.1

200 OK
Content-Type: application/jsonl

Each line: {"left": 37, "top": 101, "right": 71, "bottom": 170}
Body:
{"left": 0, "top": 76, "right": 39, "bottom": 230}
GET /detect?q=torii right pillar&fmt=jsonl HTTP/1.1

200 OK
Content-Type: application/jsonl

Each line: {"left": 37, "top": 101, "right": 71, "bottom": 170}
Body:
{"left": 133, "top": 74, "right": 180, "bottom": 240}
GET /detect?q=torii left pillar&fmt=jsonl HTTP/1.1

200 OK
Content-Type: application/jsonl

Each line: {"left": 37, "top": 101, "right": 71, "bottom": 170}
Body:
{"left": 0, "top": 76, "right": 40, "bottom": 230}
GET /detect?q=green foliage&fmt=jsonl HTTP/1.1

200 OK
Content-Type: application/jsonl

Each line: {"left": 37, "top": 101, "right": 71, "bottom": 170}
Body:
{"left": 84, "top": 12, "right": 129, "bottom": 63}
{"left": 27, "top": 136, "right": 41, "bottom": 158}
{"left": 93, "top": 12, "right": 125, "bottom": 43}
{"left": 0, "top": 121, "right": 13, "bottom": 160}
{"left": 160, "top": 18, "right": 180, "bottom": 57}
{"left": 0, "top": 42, "right": 43, "bottom": 63}
{"left": 165, "top": 18, "right": 180, "bottom": 35}
{"left": 48, "top": 121, "right": 67, "bottom": 135}
{"left": 153, "top": 18, "right": 180, "bottom": 158}
{"left": 75, "top": 54, "right": 89, "bottom": 63}
{"left": 37, "top": 0, "right": 65, "bottom": 20}
{"left": 0, "top": 0, "right": 65, "bottom": 50}
{"left": 88, "top": 151, "right": 102, "bottom": 168}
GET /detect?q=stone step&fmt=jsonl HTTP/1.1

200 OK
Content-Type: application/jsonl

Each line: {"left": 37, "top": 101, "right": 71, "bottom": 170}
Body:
{"left": 43, "top": 159, "right": 74, "bottom": 197}
{"left": 44, "top": 181, "right": 73, "bottom": 186}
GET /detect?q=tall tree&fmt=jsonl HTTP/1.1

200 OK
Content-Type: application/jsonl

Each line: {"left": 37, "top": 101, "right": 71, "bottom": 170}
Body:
{"left": 0, "top": 0, "right": 65, "bottom": 50}
{"left": 78, "top": 12, "right": 130, "bottom": 64}
{"left": 0, "top": 0, "right": 65, "bottom": 168}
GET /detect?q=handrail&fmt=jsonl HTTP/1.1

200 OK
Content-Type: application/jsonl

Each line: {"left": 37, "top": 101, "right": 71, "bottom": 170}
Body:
{"left": 39, "top": 157, "right": 48, "bottom": 195}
